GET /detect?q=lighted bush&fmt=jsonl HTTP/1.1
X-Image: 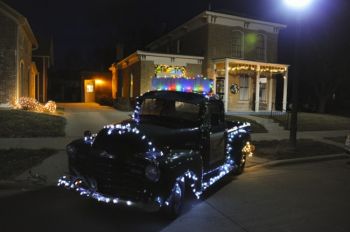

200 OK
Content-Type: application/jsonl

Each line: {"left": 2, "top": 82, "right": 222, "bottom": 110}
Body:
{"left": 12, "top": 97, "right": 57, "bottom": 113}
{"left": 44, "top": 101, "right": 57, "bottom": 113}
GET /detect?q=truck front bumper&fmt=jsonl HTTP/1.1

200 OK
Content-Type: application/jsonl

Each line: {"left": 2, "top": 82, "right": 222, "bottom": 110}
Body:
{"left": 57, "top": 175, "right": 162, "bottom": 212}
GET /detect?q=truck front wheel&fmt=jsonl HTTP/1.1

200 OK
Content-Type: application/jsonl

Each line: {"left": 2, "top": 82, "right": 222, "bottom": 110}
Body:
{"left": 162, "top": 180, "right": 185, "bottom": 219}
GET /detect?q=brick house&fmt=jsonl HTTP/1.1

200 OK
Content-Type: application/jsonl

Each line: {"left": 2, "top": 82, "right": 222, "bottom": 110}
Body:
{"left": 0, "top": 1, "right": 39, "bottom": 105}
{"left": 111, "top": 10, "right": 289, "bottom": 112}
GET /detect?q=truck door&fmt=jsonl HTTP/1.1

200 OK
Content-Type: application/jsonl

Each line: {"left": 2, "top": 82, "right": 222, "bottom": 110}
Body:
{"left": 208, "top": 101, "right": 226, "bottom": 167}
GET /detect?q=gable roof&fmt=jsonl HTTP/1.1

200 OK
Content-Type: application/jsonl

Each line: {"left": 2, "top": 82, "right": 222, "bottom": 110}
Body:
{"left": 0, "top": 1, "right": 38, "bottom": 49}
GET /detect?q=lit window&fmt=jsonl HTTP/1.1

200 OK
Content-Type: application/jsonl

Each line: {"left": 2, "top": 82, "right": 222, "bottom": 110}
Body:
{"left": 87, "top": 84, "right": 94, "bottom": 93}
{"left": 239, "top": 75, "right": 249, "bottom": 101}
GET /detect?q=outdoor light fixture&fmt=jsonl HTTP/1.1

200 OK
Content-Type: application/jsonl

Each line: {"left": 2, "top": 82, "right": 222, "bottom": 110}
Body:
{"left": 283, "top": 0, "right": 313, "bottom": 9}
{"left": 95, "top": 79, "right": 104, "bottom": 85}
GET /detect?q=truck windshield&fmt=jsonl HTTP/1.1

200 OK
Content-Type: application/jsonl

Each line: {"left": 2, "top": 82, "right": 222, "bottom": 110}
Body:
{"left": 140, "top": 98, "right": 200, "bottom": 123}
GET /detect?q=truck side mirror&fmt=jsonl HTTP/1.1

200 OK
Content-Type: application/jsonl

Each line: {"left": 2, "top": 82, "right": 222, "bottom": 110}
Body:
{"left": 84, "top": 130, "right": 92, "bottom": 137}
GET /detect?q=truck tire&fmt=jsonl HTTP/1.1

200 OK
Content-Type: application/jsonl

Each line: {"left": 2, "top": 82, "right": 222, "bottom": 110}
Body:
{"left": 232, "top": 141, "right": 249, "bottom": 175}
{"left": 162, "top": 180, "right": 185, "bottom": 219}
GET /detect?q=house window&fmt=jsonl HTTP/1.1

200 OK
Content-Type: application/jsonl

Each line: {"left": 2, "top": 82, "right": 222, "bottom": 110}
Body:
{"left": 259, "top": 77, "right": 267, "bottom": 102}
{"left": 232, "top": 31, "right": 242, "bottom": 58}
{"left": 256, "top": 34, "right": 265, "bottom": 61}
{"left": 239, "top": 75, "right": 249, "bottom": 101}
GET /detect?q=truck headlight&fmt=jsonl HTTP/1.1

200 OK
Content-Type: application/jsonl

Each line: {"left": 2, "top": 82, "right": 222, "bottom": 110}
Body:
{"left": 145, "top": 164, "right": 160, "bottom": 182}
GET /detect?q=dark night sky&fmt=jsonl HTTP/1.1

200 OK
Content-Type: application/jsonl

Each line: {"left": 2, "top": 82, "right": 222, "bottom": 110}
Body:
{"left": 2, "top": 0, "right": 348, "bottom": 70}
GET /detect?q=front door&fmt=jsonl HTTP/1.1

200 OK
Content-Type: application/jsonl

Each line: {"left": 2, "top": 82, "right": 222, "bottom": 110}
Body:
{"left": 209, "top": 128, "right": 225, "bottom": 166}
{"left": 208, "top": 100, "right": 226, "bottom": 167}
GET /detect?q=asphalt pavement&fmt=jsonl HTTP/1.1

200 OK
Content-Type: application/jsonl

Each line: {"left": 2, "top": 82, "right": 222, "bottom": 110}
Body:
{"left": 0, "top": 159, "right": 349, "bottom": 232}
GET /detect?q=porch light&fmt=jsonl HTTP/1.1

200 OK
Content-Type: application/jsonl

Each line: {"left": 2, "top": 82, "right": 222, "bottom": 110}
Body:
{"left": 95, "top": 79, "right": 104, "bottom": 85}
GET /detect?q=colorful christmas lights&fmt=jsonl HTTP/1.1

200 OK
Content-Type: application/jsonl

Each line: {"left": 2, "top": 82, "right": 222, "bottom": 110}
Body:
{"left": 151, "top": 76, "right": 213, "bottom": 93}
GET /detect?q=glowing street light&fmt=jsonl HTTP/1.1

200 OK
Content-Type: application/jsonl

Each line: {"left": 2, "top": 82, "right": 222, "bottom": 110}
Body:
{"left": 284, "top": 0, "right": 313, "bottom": 9}
{"left": 283, "top": 0, "right": 313, "bottom": 148}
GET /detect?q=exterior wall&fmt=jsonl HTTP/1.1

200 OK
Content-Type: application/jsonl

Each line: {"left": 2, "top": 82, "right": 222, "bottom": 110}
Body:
{"left": 140, "top": 60, "right": 154, "bottom": 95}
{"left": 185, "top": 63, "right": 202, "bottom": 77}
{"left": 0, "top": 11, "right": 17, "bottom": 104}
{"left": 0, "top": 7, "right": 35, "bottom": 104}
{"left": 17, "top": 25, "right": 32, "bottom": 98}
{"left": 32, "top": 56, "right": 50, "bottom": 102}
{"left": 148, "top": 25, "right": 209, "bottom": 76}
{"left": 119, "top": 61, "right": 141, "bottom": 98}
{"left": 225, "top": 71, "right": 277, "bottom": 112}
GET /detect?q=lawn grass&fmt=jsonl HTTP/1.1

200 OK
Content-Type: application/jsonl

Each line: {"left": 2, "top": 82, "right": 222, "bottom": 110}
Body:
{"left": 0, "top": 109, "right": 66, "bottom": 137}
{"left": 0, "top": 149, "right": 57, "bottom": 180}
{"left": 225, "top": 115, "right": 267, "bottom": 133}
{"left": 259, "top": 112, "right": 350, "bottom": 131}
{"left": 253, "top": 139, "right": 344, "bottom": 160}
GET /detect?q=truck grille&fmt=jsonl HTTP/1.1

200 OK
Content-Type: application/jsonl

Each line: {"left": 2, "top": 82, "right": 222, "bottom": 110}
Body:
{"left": 90, "top": 155, "right": 150, "bottom": 201}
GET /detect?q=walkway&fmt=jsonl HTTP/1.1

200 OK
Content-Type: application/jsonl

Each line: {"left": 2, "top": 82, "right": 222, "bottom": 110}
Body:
{"left": 245, "top": 115, "right": 349, "bottom": 149}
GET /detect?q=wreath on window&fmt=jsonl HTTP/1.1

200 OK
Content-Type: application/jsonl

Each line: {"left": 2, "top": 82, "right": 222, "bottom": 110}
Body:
{"left": 230, "top": 83, "right": 240, "bottom": 94}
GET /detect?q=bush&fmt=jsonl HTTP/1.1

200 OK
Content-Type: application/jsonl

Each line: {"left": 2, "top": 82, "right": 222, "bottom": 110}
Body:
{"left": 12, "top": 97, "right": 57, "bottom": 113}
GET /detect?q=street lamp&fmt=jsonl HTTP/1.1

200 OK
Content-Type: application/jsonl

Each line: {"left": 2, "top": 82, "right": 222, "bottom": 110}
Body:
{"left": 283, "top": 0, "right": 313, "bottom": 148}
{"left": 284, "top": 0, "right": 312, "bottom": 9}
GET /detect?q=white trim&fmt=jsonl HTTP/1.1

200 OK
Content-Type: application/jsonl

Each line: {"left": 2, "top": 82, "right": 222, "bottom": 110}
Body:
{"left": 136, "top": 50, "right": 203, "bottom": 60}
{"left": 224, "top": 59, "right": 229, "bottom": 113}
{"left": 114, "top": 50, "right": 204, "bottom": 68}
{"left": 213, "top": 58, "right": 289, "bottom": 68}
{"left": 255, "top": 66, "right": 260, "bottom": 112}
{"left": 206, "top": 11, "right": 286, "bottom": 30}
{"left": 213, "top": 63, "right": 217, "bottom": 94}
{"left": 268, "top": 77, "right": 273, "bottom": 111}
{"left": 283, "top": 72, "right": 288, "bottom": 112}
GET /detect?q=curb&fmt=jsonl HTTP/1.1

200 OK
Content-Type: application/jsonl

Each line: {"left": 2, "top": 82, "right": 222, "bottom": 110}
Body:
{"left": 0, "top": 180, "right": 46, "bottom": 198}
{"left": 246, "top": 153, "right": 350, "bottom": 170}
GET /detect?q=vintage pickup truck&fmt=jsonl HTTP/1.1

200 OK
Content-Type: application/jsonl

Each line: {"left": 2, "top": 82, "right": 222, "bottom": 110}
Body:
{"left": 58, "top": 90, "right": 254, "bottom": 217}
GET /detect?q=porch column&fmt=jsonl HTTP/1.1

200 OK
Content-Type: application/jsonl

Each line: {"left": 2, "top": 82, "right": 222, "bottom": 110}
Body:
{"left": 255, "top": 65, "right": 260, "bottom": 112}
{"left": 282, "top": 70, "right": 288, "bottom": 112}
{"left": 268, "top": 75, "right": 273, "bottom": 111}
{"left": 224, "top": 59, "right": 229, "bottom": 113}
{"left": 213, "top": 63, "right": 217, "bottom": 94}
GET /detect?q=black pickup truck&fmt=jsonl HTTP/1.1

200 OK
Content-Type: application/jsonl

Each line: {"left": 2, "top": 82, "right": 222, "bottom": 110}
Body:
{"left": 58, "top": 90, "right": 254, "bottom": 217}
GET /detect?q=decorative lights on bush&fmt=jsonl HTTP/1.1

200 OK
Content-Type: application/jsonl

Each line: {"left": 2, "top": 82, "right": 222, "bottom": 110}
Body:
{"left": 12, "top": 97, "right": 57, "bottom": 113}
{"left": 155, "top": 65, "right": 186, "bottom": 77}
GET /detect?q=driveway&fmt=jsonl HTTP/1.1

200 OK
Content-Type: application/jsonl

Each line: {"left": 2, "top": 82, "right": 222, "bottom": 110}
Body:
{"left": 58, "top": 102, "right": 131, "bottom": 138}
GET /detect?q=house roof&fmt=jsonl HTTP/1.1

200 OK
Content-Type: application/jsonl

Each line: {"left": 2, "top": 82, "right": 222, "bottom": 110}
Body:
{"left": 0, "top": 1, "right": 38, "bottom": 49}
{"left": 146, "top": 10, "right": 287, "bottom": 50}
{"left": 111, "top": 50, "right": 204, "bottom": 69}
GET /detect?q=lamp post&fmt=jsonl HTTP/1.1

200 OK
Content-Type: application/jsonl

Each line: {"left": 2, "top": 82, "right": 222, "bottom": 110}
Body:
{"left": 283, "top": 0, "right": 313, "bottom": 148}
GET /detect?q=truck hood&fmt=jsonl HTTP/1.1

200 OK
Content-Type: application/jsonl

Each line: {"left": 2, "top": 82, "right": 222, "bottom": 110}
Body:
{"left": 92, "top": 122, "right": 201, "bottom": 156}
